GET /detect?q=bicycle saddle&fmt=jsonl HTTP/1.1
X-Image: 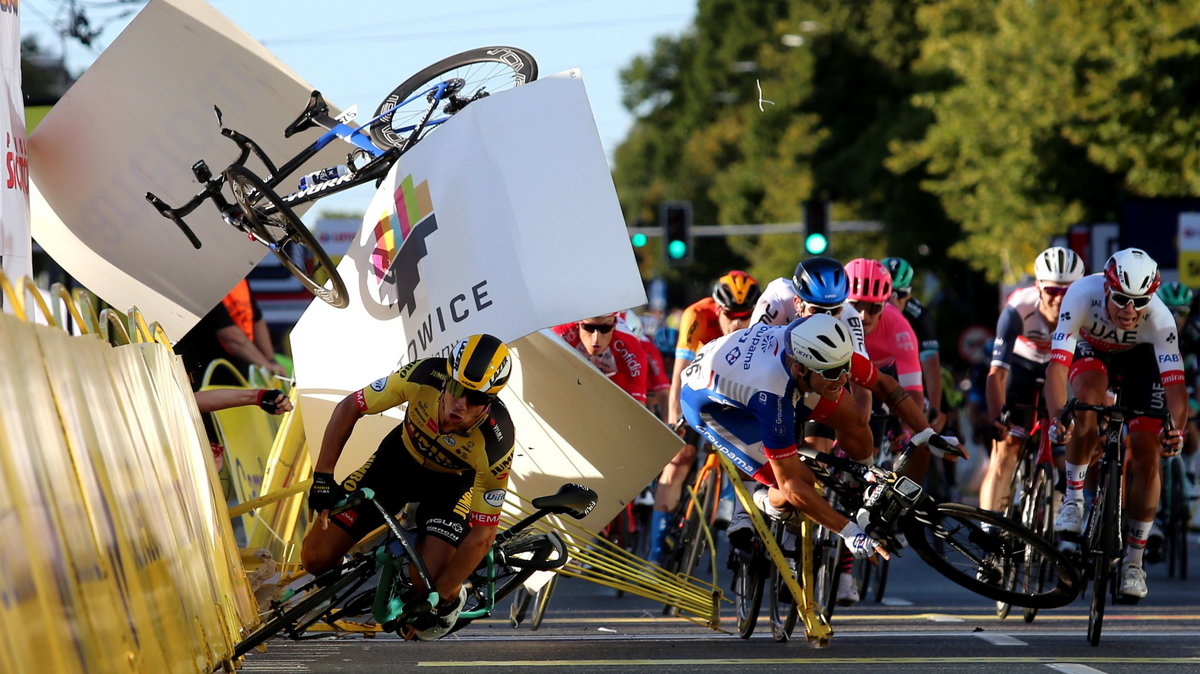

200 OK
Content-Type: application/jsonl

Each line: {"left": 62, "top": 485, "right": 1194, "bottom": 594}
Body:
{"left": 531, "top": 483, "right": 598, "bottom": 520}
{"left": 285, "top": 90, "right": 330, "bottom": 138}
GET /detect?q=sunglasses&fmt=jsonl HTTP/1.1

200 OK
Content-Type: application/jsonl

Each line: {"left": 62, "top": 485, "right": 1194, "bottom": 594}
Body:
{"left": 802, "top": 302, "right": 843, "bottom": 317}
{"left": 1108, "top": 290, "right": 1153, "bottom": 309}
{"left": 851, "top": 301, "right": 885, "bottom": 316}
{"left": 722, "top": 309, "right": 752, "bottom": 320}
{"left": 1040, "top": 284, "right": 1069, "bottom": 297}
{"left": 893, "top": 289, "right": 911, "bottom": 299}
{"left": 580, "top": 322, "right": 617, "bottom": 334}
{"left": 445, "top": 379, "right": 495, "bottom": 406}
{"left": 814, "top": 361, "right": 851, "bottom": 381}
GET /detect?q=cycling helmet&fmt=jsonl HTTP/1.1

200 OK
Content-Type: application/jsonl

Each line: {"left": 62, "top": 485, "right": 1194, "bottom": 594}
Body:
{"left": 784, "top": 314, "right": 854, "bottom": 371}
{"left": 880, "top": 257, "right": 914, "bottom": 292}
{"left": 845, "top": 258, "right": 893, "bottom": 302}
{"left": 447, "top": 333, "right": 512, "bottom": 396}
{"left": 712, "top": 271, "right": 762, "bottom": 314}
{"left": 1034, "top": 246, "right": 1085, "bottom": 284}
{"left": 653, "top": 326, "right": 679, "bottom": 357}
{"left": 1158, "top": 281, "right": 1194, "bottom": 308}
{"left": 621, "top": 310, "right": 645, "bottom": 340}
{"left": 1103, "top": 247, "right": 1161, "bottom": 297}
{"left": 792, "top": 256, "right": 849, "bottom": 306}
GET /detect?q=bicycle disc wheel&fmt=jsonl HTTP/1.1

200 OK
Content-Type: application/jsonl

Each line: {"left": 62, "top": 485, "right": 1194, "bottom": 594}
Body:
{"left": 767, "top": 521, "right": 799, "bottom": 642}
{"left": 903, "top": 502, "right": 1079, "bottom": 609}
{"left": 370, "top": 46, "right": 537, "bottom": 150}
{"left": 529, "top": 574, "right": 558, "bottom": 631}
{"left": 733, "top": 546, "right": 764, "bottom": 639}
{"left": 224, "top": 165, "right": 348, "bottom": 308}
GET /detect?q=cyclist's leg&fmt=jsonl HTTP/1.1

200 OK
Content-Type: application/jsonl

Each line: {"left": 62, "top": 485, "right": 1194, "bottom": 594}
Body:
{"left": 301, "top": 444, "right": 400, "bottom": 575}
{"left": 1055, "top": 352, "right": 1108, "bottom": 536}
{"left": 648, "top": 432, "right": 697, "bottom": 564}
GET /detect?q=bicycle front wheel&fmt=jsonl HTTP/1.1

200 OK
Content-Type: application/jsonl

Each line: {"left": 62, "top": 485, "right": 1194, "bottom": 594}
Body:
{"left": 903, "top": 502, "right": 1079, "bottom": 609}
{"left": 224, "top": 165, "right": 348, "bottom": 308}
{"left": 766, "top": 521, "right": 799, "bottom": 642}
{"left": 371, "top": 46, "right": 537, "bottom": 150}
{"left": 733, "top": 546, "right": 765, "bottom": 639}
{"left": 1021, "top": 463, "right": 1056, "bottom": 623}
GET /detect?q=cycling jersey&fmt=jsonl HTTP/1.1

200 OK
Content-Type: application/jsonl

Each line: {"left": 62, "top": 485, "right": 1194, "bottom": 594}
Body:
{"left": 351, "top": 357, "right": 515, "bottom": 526}
{"left": 900, "top": 296, "right": 940, "bottom": 361}
{"left": 991, "top": 286, "right": 1055, "bottom": 369}
{"left": 640, "top": 334, "right": 671, "bottom": 394}
{"left": 679, "top": 322, "right": 879, "bottom": 484}
{"left": 750, "top": 277, "right": 868, "bottom": 356}
{"left": 552, "top": 322, "right": 649, "bottom": 403}
{"left": 865, "top": 303, "right": 924, "bottom": 394}
{"left": 1050, "top": 274, "right": 1184, "bottom": 387}
{"left": 675, "top": 296, "right": 724, "bottom": 363}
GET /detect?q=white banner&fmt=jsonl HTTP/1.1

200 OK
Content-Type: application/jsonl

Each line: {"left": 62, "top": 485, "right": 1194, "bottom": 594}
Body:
{"left": 1, "top": 2, "right": 31, "bottom": 285}
{"left": 28, "top": 0, "right": 334, "bottom": 337}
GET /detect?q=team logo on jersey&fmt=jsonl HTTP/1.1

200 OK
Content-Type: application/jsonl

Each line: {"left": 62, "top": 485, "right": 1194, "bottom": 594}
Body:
{"left": 483, "top": 489, "right": 507, "bottom": 507}
{"left": 366, "top": 173, "right": 439, "bottom": 316}
{"left": 370, "top": 377, "right": 388, "bottom": 392}
{"left": 1060, "top": 311, "right": 1072, "bottom": 322}
{"left": 726, "top": 346, "right": 742, "bottom": 365}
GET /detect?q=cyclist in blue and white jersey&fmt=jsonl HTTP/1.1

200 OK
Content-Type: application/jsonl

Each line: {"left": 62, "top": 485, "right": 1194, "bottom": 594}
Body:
{"left": 1046, "top": 248, "right": 1187, "bottom": 599}
{"left": 679, "top": 315, "right": 958, "bottom": 560}
{"left": 979, "top": 247, "right": 1084, "bottom": 517}
{"left": 750, "top": 256, "right": 867, "bottom": 356}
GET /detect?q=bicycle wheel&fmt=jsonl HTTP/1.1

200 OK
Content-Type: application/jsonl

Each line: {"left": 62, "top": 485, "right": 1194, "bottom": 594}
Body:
{"left": 233, "top": 555, "right": 375, "bottom": 657}
{"left": 1088, "top": 459, "right": 1121, "bottom": 646}
{"left": 1167, "top": 458, "right": 1189, "bottom": 579}
{"left": 996, "top": 456, "right": 1029, "bottom": 620}
{"left": 225, "top": 165, "right": 348, "bottom": 308}
{"left": 679, "top": 474, "right": 717, "bottom": 582}
{"left": 813, "top": 531, "right": 840, "bottom": 620}
{"left": 902, "top": 502, "right": 1079, "bottom": 609}
{"left": 1022, "top": 464, "right": 1056, "bottom": 623}
{"left": 454, "top": 531, "right": 563, "bottom": 634}
{"left": 370, "top": 46, "right": 537, "bottom": 150}
{"left": 767, "top": 521, "right": 799, "bottom": 642}
{"left": 529, "top": 574, "right": 558, "bottom": 631}
{"left": 733, "top": 544, "right": 765, "bottom": 639}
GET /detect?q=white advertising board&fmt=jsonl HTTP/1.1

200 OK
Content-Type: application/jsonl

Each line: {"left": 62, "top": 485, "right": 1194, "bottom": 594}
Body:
{"left": 1, "top": 3, "right": 31, "bottom": 286}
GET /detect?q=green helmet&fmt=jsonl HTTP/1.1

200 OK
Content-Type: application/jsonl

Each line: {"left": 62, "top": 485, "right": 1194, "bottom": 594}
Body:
{"left": 1157, "top": 281, "right": 1194, "bottom": 308}
{"left": 881, "top": 257, "right": 914, "bottom": 291}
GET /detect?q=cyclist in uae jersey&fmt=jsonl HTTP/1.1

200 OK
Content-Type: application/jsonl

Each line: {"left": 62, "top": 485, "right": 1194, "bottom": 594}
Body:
{"left": 302, "top": 334, "right": 516, "bottom": 629}
{"left": 979, "top": 247, "right": 1084, "bottom": 517}
{"left": 552, "top": 313, "right": 648, "bottom": 404}
{"left": 1045, "top": 249, "right": 1186, "bottom": 600}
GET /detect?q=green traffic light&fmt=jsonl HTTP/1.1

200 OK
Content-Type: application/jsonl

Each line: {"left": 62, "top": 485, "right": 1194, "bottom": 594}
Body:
{"left": 667, "top": 240, "right": 688, "bottom": 259}
{"left": 631, "top": 232, "right": 648, "bottom": 248}
{"left": 804, "top": 233, "right": 829, "bottom": 255}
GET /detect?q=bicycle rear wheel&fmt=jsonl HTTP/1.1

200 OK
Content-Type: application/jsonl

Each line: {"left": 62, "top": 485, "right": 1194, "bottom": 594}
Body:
{"left": 1088, "top": 459, "right": 1121, "bottom": 646}
{"left": 766, "top": 521, "right": 799, "bottom": 642}
{"left": 996, "top": 456, "right": 1029, "bottom": 620}
{"left": 902, "top": 502, "right": 1079, "bottom": 609}
{"left": 370, "top": 46, "right": 537, "bottom": 150}
{"left": 733, "top": 544, "right": 765, "bottom": 639}
{"left": 225, "top": 165, "right": 348, "bottom": 308}
{"left": 454, "top": 531, "right": 564, "bottom": 634}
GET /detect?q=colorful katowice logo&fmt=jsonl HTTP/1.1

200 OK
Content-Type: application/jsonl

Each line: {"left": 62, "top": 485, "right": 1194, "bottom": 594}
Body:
{"left": 370, "top": 174, "right": 438, "bottom": 315}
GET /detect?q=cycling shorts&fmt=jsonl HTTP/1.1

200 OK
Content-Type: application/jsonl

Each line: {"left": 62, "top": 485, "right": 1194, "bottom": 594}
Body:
{"left": 1070, "top": 342, "right": 1166, "bottom": 433}
{"left": 680, "top": 385, "right": 776, "bottom": 486}
{"left": 1003, "top": 358, "right": 1048, "bottom": 438}
{"left": 331, "top": 425, "right": 473, "bottom": 546}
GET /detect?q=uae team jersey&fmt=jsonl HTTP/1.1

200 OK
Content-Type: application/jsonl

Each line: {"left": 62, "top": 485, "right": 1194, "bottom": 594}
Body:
{"left": 749, "top": 277, "right": 868, "bottom": 357}
{"left": 1049, "top": 274, "right": 1184, "bottom": 387}
{"left": 354, "top": 358, "right": 515, "bottom": 525}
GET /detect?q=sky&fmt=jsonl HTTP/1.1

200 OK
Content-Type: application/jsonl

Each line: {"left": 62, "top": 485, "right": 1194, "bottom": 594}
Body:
{"left": 19, "top": 0, "right": 697, "bottom": 219}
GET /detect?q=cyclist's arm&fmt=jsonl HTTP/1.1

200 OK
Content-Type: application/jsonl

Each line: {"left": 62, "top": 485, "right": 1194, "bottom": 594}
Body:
{"left": 434, "top": 524, "right": 498, "bottom": 601}
{"left": 667, "top": 355, "right": 690, "bottom": 426}
{"left": 1045, "top": 286, "right": 1084, "bottom": 420}
{"left": 314, "top": 392, "right": 365, "bottom": 473}
{"left": 215, "top": 323, "right": 277, "bottom": 371}
{"left": 985, "top": 366, "right": 1009, "bottom": 422}
{"left": 867, "top": 370, "right": 931, "bottom": 438}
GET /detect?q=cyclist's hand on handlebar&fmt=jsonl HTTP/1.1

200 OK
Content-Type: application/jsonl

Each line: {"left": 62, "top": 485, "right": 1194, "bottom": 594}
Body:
{"left": 1048, "top": 417, "right": 1073, "bottom": 444}
{"left": 841, "top": 522, "right": 891, "bottom": 561}
{"left": 911, "top": 428, "right": 968, "bottom": 461}
{"left": 668, "top": 417, "right": 688, "bottom": 437}
{"left": 1161, "top": 427, "right": 1185, "bottom": 456}
{"left": 990, "top": 416, "right": 1010, "bottom": 443}
{"left": 309, "top": 472, "right": 347, "bottom": 527}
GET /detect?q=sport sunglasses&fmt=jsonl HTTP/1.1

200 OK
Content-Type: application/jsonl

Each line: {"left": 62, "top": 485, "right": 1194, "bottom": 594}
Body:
{"left": 445, "top": 379, "right": 495, "bottom": 406}
{"left": 802, "top": 302, "right": 843, "bottom": 317}
{"left": 580, "top": 322, "right": 617, "bottom": 334}
{"left": 851, "top": 300, "right": 885, "bottom": 315}
{"left": 815, "top": 361, "right": 851, "bottom": 381}
{"left": 1040, "top": 284, "right": 1069, "bottom": 297}
{"left": 1108, "top": 290, "right": 1152, "bottom": 309}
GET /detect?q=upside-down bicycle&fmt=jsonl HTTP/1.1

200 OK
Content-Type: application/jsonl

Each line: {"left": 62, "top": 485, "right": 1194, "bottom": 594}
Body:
{"left": 147, "top": 47, "right": 537, "bottom": 309}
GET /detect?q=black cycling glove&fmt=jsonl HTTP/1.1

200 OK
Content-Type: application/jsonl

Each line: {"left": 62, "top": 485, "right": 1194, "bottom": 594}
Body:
{"left": 309, "top": 472, "right": 346, "bottom": 513}
{"left": 257, "top": 389, "right": 286, "bottom": 414}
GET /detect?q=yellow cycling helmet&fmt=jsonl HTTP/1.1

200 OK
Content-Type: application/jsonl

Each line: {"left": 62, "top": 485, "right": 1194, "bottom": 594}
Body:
{"left": 712, "top": 270, "right": 762, "bottom": 315}
{"left": 446, "top": 333, "right": 513, "bottom": 397}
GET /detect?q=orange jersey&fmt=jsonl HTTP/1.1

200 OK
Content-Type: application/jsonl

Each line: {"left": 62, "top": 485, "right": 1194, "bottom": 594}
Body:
{"left": 675, "top": 296, "right": 724, "bottom": 362}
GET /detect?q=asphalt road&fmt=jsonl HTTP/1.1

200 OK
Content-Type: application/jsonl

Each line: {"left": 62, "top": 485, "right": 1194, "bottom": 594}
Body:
{"left": 235, "top": 532, "right": 1200, "bottom": 673}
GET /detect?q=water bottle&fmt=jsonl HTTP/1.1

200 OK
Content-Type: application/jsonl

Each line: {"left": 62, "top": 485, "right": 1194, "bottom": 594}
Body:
{"left": 298, "top": 164, "right": 349, "bottom": 190}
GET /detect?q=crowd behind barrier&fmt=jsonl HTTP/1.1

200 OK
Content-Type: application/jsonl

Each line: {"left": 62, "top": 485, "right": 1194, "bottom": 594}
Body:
{"left": 0, "top": 268, "right": 260, "bottom": 673}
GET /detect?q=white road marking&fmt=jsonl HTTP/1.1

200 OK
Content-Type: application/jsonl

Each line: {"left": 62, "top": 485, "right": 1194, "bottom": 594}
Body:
{"left": 881, "top": 597, "right": 914, "bottom": 606}
{"left": 973, "top": 632, "right": 1027, "bottom": 646}
{"left": 1045, "top": 664, "right": 1109, "bottom": 674}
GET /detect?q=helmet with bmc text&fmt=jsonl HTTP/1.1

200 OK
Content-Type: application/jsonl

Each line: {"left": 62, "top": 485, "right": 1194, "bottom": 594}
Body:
{"left": 447, "top": 333, "right": 512, "bottom": 396}
{"left": 1158, "top": 281, "right": 1194, "bottom": 308}
{"left": 845, "top": 258, "right": 893, "bottom": 302}
{"left": 1034, "top": 246, "right": 1085, "bottom": 284}
{"left": 792, "top": 256, "right": 849, "bottom": 307}
{"left": 1103, "top": 248, "right": 1161, "bottom": 297}
{"left": 880, "top": 257, "right": 914, "bottom": 292}
{"left": 712, "top": 271, "right": 762, "bottom": 314}
{"left": 784, "top": 314, "right": 854, "bottom": 371}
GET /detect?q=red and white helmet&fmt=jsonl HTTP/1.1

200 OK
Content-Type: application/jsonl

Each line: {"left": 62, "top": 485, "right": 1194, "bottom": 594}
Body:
{"left": 1103, "top": 247, "right": 1161, "bottom": 297}
{"left": 845, "top": 258, "right": 893, "bottom": 302}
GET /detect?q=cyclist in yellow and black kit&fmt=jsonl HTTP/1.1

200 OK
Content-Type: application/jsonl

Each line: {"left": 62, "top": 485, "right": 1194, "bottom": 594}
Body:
{"left": 302, "top": 334, "right": 515, "bottom": 633}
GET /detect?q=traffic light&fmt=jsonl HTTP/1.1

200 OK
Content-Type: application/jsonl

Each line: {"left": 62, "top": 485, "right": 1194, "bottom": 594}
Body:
{"left": 804, "top": 199, "right": 829, "bottom": 255}
{"left": 630, "top": 218, "right": 650, "bottom": 248}
{"left": 661, "top": 201, "right": 694, "bottom": 266}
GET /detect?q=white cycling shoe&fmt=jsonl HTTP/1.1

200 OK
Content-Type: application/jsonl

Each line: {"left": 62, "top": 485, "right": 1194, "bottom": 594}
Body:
{"left": 836, "top": 571, "right": 859, "bottom": 606}
{"left": 1119, "top": 563, "right": 1148, "bottom": 599}
{"left": 753, "top": 488, "right": 803, "bottom": 527}
{"left": 1054, "top": 500, "right": 1084, "bottom": 537}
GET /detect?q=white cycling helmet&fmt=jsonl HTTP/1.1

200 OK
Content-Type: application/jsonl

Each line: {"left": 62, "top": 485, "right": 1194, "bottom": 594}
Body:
{"left": 1034, "top": 246, "right": 1085, "bottom": 284}
{"left": 1104, "top": 247, "right": 1161, "bottom": 297}
{"left": 621, "top": 310, "right": 645, "bottom": 340}
{"left": 783, "top": 314, "right": 853, "bottom": 372}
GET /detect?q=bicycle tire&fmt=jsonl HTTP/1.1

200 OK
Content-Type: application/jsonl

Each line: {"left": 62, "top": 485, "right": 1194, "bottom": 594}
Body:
{"left": 529, "top": 573, "right": 558, "bottom": 631}
{"left": 679, "top": 473, "right": 717, "bottom": 582}
{"left": 1088, "top": 457, "right": 1121, "bottom": 646}
{"left": 1167, "top": 458, "right": 1189, "bottom": 579}
{"left": 767, "top": 521, "right": 799, "bottom": 642}
{"left": 902, "top": 502, "right": 1079, "bottom": 609}
{"left": 733, "top": 545, "right": 765, "bottom": 639}
{"left": 453, "top": 531, "right": 562, "bottom": 634}
{"left": 1022, "top": 464, "right": 1056, "bottom": 623}
{"left": 871, "top": 556, "right": 890, "bottom": 603}
{"left": 370, "top": 46, "right": 537, "bottom": 150}
{"left": 813, "top": 531, "right": 840, "bottom": 620}
{"left": 224, "top": 165, "right": 348, "bottom": 309}
{"left": 233, "top": 556, "right": 375, "bottom": 657}
{"left": 996, "top": 455, "right": 1029, "bottom": 620}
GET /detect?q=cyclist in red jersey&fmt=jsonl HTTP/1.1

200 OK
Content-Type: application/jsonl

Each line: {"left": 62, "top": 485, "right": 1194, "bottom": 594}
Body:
{"left": 552, "top": 313, "right": 649, "bottom": 404}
